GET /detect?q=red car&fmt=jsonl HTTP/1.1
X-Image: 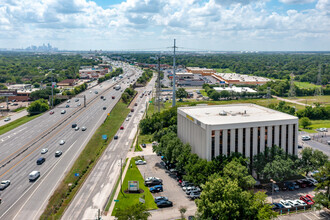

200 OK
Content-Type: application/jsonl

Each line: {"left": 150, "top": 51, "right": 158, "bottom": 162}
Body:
{"left": 120, "top": 126, "right": 124, "bottom": 130}
{"left": 300, "top": 195, "right": 314, "bottom": 205}
{"left": 49, "top": 110, "right": 54, "bottom": 115}
{"left": 306, "top": 194, "right": 315, "bottom": 203}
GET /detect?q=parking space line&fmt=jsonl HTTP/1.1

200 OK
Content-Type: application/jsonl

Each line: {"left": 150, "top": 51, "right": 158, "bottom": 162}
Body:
{"left": 303, "top": 213, "right": 313, "bottom": 220}
{"left": 310, "top": 212, "right": 321, "bottom": 219}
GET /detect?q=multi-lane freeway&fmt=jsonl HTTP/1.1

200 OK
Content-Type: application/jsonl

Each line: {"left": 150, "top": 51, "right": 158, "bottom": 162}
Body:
{"left": 0, "top": 61, "right": 143, "bottom": 219}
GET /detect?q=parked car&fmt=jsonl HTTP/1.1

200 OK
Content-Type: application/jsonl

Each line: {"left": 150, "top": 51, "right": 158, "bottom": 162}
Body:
{"left": 305, "top": 177, "right": 318, "bottom": 186}
{"left": 66, "top": 105, "right": 70, "bottom": 108}
{"left": 186, "top": 188, "right": 201, "bottom": 195}
{"left": 145, "top": 179, "right": 163, "bottom": 187}
{"left": 302, "top": 179, "right": 314, "bottom": 187}
{"left": 310, "top": 170, "right": 320, "bottom": 177}
{"left": 55, "top": 150, "right": 63, "bottom": 157}
{"left": 271, "top": 203, "right": 284, "bottom": 210}
{"left": 61, "top": 110, "right": 66, "bottom": 114}
{"left": 154, "top": 196, "right": 168, "bottom": 203}
{"left": 150, "top": 185, "right": 163, "bottom": 193}
{"left": 306, "top": 194, "right": 315, "bottom": 203}
{"left": 0, "top": 180, "right": 11, "bottom": 190}
{"left": 41, "top": 148, "right": 48, "bottom": 154}
{"left": 49, "top": 110, "right": 54, "bottom": 115}
{"left": 302, "top": 135, "right": 311, "bottom": 141}
{"left": 287, "top": 200, "right": 300, "bottom": 207}
{"left": 291, "top": 181, "right": 300, "bottom": 190}
{"left": 189, "top": 191, "right": 201, "bottom": 200}
{"left": 156, "top": 200, "right": 172, "bottom": 208}
{"left": 300, "top": 195, "right": 314, "bottom": 205}
{"left": 145, "top": 177, "right": 161, "bottom": 182}
{"left": 135, "top": 160, "right": 146, "bottom": 165}
{"left": 294, "top": 199, "right": 307, "bottom": 206}
{"left": 279, "top": 200, "right": 292, "bottom": 209}
{"left": 284, "top": 182, "right": 295, "bottom": 190}
{"left": 296, "top": 180, "right": 307, "bottom": 188}
{"left": 141, "top": 143, "right": 146, "bottom": 148}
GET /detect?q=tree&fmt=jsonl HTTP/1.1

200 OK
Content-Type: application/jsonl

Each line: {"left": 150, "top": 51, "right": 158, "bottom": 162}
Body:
{"left": 196, "top": 174, "right": 276, "bottom": 220}
{"left": 208, "top": 90, "right": 221, "bottom": 101}
{"left": 176, "top": 88, "right": 188, "bottom": 99}
{"left": 300, "top": 117, "right": 311, "bottom": 129}
{"left": 222, "top": 159, "right": 255, "bottom": 190}
{"left": 115, "top": 203, "right": 151, "bottom": 220}
{"left": 300, "top": 147, "right": 329, "bottom": 176}
{"left": 262, "top": 155, "right": 295, "bottom": 182}
{"left": 220, "top": 90, "right": 230, "bottom": 99}
{"left": 179, "top": 207, "right": 187, "bottom": 220}
{"left": 313, "top": 161, "right": 330, "bottom": 209}
{"left": 27, "top": 99, "right": 49, "bottom": 115}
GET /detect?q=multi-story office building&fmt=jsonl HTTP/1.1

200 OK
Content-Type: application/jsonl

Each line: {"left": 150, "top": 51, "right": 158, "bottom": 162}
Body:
{"left": 177, "top": 104, "right": 298, "bottom": 161}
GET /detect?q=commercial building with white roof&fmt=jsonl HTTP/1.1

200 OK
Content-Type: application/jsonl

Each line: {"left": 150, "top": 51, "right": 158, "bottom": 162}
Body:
{"left": 177, "top": 104, "right": 298, "bottom": 161}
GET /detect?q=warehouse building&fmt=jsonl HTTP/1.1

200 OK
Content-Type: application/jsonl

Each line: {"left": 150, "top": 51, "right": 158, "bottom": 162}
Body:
{"left": 177, "top": 104, "right": 298, "bottom": 161}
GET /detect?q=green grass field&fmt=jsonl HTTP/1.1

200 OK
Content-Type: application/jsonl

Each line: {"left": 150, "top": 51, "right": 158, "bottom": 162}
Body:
{"left": 112, "top": 158, "right": 158, "bottom": 216}
{"left": 294, "top": 82, "right": 321, "bottom": 89}
{"left": 290, "top": 95, "right": 330, "bottom": 106}
{"left": 41, "top": 101, "right": 130, "bottom": 219}
{"left": 0, "top": 114, "right": 41, "bottom": 135}
{"left": 298, "top": 120, "right": 330, "bottom": 133}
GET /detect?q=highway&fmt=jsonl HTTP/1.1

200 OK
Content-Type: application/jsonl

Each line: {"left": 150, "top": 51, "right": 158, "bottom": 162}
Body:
{"left": 62, "top": 76, "right": 156, "bottom": 219}
{"left": 0, "top": 61, "right": 143, "bottom": 219}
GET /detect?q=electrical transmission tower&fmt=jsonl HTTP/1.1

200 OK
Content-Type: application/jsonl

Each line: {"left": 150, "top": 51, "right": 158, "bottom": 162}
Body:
{"left": 171, "top": 39, "right": 178, "bottom": 107}
{"left": 314, "top": 64, "right": 323, "bottom": 97}
{"left": 288, "top": 72, "right": 296, "bottom": 98}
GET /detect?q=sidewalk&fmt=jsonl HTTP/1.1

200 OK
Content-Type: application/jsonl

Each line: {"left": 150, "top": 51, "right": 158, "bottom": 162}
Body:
{"left": 0, "top": 110, "right": 28, "bottom": 127}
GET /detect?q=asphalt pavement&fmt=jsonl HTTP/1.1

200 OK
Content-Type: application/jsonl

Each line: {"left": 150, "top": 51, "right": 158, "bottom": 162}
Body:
{"left": 61, "top": 75, "right": 156, "bottom": 219}
{"left": 0, "top": 62, "right": 143, "bottom": 219}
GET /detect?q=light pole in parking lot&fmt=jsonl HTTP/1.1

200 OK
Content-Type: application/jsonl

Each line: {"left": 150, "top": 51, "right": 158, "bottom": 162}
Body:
{"left": 270, "top": 178, "right": 275, "bottom": 203}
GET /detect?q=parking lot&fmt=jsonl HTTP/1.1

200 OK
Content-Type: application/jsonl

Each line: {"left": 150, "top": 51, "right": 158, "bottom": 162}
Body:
{"left": 276, "top": 209, "right": 330, "bottom": 220}
{"left": 136, "top": 148, "right": 197, "bottom": 220}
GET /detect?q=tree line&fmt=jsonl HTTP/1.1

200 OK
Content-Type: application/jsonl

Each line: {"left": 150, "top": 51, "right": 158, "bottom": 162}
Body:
{"left": 98, "top": 67, "right": 123, "bottom": 83}
{"left": 136, "top": 69, "right": 153, "bottom": 85}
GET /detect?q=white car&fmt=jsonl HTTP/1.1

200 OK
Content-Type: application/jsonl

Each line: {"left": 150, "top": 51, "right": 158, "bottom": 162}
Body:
{"left": 67, "top": 100, "right": 70, "bottom": 103}
{"left": 82, "top": 126, "right": 87, "bottom": 131}
{"left": 126, "top": 118, "right": 129, "bottom": 121}
{"left": 287, "top": 200, "right": 300, "bottom": 207}
{"left": 306, "top": 177, "right": 318, "bottom": 185}
{"left": 59, "top": 140, "right": 65, "bottom": 145}
{"left": 41, "top": 148, "right": 48, "bottom": 154}
{"left": 279, "top": 200, "right": 292, "bottom": 209}
{"left": 294, "top": 199, "right": 307, "bottom": 206}
{"left": 75, "top": 126, "right": 79, "bottom": 131}
{"left": 4, "top": 117, "right": 11, "bottom": 122}
{"left": 77, "top": 103, "right": 81, "bottom": 107}
{"left": 135, "top": 160, "right": 146, "bottom": 165}
{"left": 302, "top": 135, "right": 311, "bottom": 141}
{"left": 61, "top": 110, "right": 66, "bottom": 114}
{"left": 0, "top": 180, "right": 11, "bottom": 190}
{"left": 145, "top": 177, "right": 160, "bottom": 182}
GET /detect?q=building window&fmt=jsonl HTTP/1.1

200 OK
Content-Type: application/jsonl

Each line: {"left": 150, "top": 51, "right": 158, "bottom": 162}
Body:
{"left": 227, "top": 130, "right": 231, "bottom": 156}
{"left": 279, "top": 125, "right": 282, "bottom": 148}
{"left": 235, "top": 128, "right": 239, "bottom": 153}
{"left": 293, "top": 124, "right": 296, "bottom": 155}
{"left": 219, "top": 130, "right": 223, "bottom": 156}
{"left": 265, "top": 127, "right": 268, "bottom": 148}
{"left": 211, "top": 135, "right": 215, "bottom": 159}
{"left": 257, "top": 127, "right": 261, "bottom": 154}
{"left": 242, "top": 128, "right": 246, "bottom": 156}
{"left": 272, "top": 126, "right": 275, "bottom": 147}
{"left": 286, "top": 125, "right": 289, "bottom": 154}
{"left": 250, "top": 128, "right": 253, "bottom": 159}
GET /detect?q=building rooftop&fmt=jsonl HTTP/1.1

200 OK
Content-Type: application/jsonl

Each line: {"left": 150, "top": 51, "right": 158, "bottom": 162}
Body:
{"left": 178, "top": 104, "right": 297, "bottom": 125}
{"left": 214, "top": 72, "right": 270, "bottom": 83}
{"left": 214, "top": 86, "right": 256, "bottom": 93}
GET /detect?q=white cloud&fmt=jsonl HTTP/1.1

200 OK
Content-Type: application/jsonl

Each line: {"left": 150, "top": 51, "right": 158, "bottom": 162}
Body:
{"left": 0, "top": 0, "right": 329, "bottom": 50}
{"left": 279, "top": 0, "right": 316, "bottom": 4}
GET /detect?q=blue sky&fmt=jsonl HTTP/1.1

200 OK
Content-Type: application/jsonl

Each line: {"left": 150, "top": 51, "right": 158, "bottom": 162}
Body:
{"left": 0, "top": 0, "right": 329, "bottom": 51}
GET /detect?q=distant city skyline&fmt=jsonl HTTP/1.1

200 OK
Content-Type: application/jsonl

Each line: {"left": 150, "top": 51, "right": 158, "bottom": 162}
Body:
{"left": 0, "top": 0, "right": 329, "bottom": 51}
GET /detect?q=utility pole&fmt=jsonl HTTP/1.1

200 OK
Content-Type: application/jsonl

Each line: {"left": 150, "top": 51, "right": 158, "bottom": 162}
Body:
{"left": 172, "top": 39, "right": 177, "bottom": 107}
{"left": 51, "top": 74, "right": 54, "bottom": 109}
{"left": 156, "top": 54, "right": 161, "bottom": 112}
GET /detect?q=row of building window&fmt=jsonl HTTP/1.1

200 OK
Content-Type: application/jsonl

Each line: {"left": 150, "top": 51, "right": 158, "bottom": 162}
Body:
{"left": 211, "top": 124, "right": 296, "bottom": 159}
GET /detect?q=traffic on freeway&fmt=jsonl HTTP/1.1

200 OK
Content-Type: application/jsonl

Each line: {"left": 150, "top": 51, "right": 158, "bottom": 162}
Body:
{"left": 0, "top": 61, "right": 143, "bottom": 219}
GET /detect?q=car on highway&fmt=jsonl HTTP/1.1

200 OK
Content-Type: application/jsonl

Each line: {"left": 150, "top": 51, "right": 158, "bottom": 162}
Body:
{"left": 72, "top": 123, "right": 77, "bottom": 128}
{"left": 36, "top": 157, "right": 46, "bottom": 165}
{"left": 75, "top": 126, "right": 79, "bottom": 131}
{"left": 66, "top": 105, "right": 70, "bottom": 108}
{"left": 29, "top": 171, "right": 40, "bottom": 181}
{"left": 101, "top": 96, "right": 104, "bottom": 99}
{"left": 90, "top": 91, "right": 92, "bottom": 93}
{"left": 279, "top": 200, "right": 292, "bottom": 209}
{"left": 41, "top": 148, "right": 48, "bottom": 154}
{"left": 4, "top": 117, "right": 11, "bottom": 122}
{"left": 82, "top": 126, "right": 87, "bottom": 131}
{"left": 59, "top": 140, "right": 65, "bottom": 145}
{"left": 112, "top": 96, "right": 115, "bottom": 99}
{"left": 156, "top": 200, "right": 172, "bottom": 208}
{"left": 103, "top": 107, "right": 106, "bottom": 110}
{"left": 114, "top": 135, "right": 119, "bottom": 140}
{"left": 49, "top": 110, "right": 54, "bottom": 115}
{"left": 67, "top": 100, "right": 70, "bottom": 103}
{"left": 95, "top": 91, "right": 98, "bottom": 94}
{"left": 0, "top": 180, "right": 11, "bottom": 190}
{"left": 55, "top": 150, "right": 63, "bottom": 157}
{"left": 126, "top": 117, "right": 129, "bottom": 121}
{"left": 120, "top": 126, "right": 124, "bottom": 130}
{"left": 154, "top": 196, "right": 168, "bottom": 203}
{"left": 135, "top": 160, "right": 146, "bottom": 165}
{"left": 61, "top": 110, "right": 66, "bottom": 114}
{"left": 75, "top": 99, "right": 79, "bottom": 102}
{"left": 149, "top": 185, "right": 163, "bottom": 193}
{"left": 134, "top": 103, "right": 138, "bottom": 106}
{"left": 77, "top": 103, "right": 81, "bottom": 107}
{"left": 128, "top": 114, "right": 132, "bottom": 117}
{"left": 300, "top": 195, "right": 314, "bottom": 205}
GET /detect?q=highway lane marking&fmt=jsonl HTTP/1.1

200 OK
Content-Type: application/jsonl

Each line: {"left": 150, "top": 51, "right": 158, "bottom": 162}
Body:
{"left": 11, "top": 140, "right": 77, "bottom": 220}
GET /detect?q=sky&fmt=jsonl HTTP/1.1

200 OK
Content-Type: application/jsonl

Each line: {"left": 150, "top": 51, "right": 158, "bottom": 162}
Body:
{"left": 0, "top": 0, "right": 329, "bottom": 51}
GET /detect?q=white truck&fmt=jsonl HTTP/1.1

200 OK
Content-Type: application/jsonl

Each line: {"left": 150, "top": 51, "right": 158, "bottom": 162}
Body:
{"left": 29, "top": 171, "right": 40, "bottom": 181}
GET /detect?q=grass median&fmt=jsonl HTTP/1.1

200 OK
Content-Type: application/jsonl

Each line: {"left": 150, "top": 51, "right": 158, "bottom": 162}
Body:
{"left": 41, "top": 100, "right": 130, "bottom": 219}
{"left": 0, "top": 114, "right": 41, "bottom": 136}
{"left": 112, "top": 158, "right": 157, "bottom": 217}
